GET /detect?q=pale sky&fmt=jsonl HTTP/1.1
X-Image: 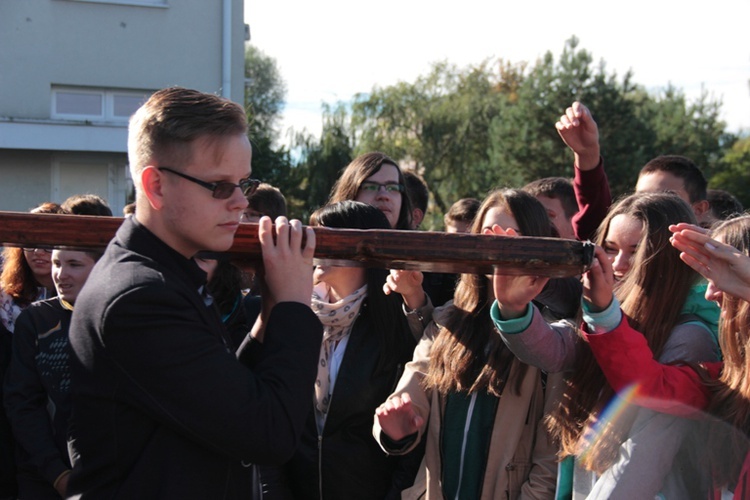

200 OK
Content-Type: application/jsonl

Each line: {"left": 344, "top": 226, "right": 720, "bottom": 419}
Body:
{"left": 244, "top": 0, "right": 750, "bottom": 142}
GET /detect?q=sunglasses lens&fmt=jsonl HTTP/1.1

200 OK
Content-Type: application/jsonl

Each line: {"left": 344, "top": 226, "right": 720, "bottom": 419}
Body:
{"left": 242, "top": 179, "right": 259, "bottom": 197}
{"left": 212, "top": 183, "right": 235, "bottom": 199}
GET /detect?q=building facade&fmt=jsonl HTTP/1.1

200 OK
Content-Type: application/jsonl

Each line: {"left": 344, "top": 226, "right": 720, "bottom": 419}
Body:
{"left": 0, "top": 0, "right": 247, "bottom": 215}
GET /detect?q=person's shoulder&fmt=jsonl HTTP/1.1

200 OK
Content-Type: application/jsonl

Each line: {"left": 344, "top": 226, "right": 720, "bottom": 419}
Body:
{"left": 663, "top": 320, "right": 720, "bottom": 363}
{"left": 13, "top": 298, "right": 65, "bottom": 337}
{"left": 78, "top": 257, "right": 173, "bottom": 319}
{"left": 670, "top": 319, "right": 716, "bottom": 344}
{"left": 432, "top": 300, "right": 454, "bottom": 327}
{"left": 18, "top": 297, "right": 63, "bottom": 322}
{"left": 27, "top": 296, "right": 60, "bottom": 309}
{"left": 90, "top": 247, "right": 169, "bottom": 290}
{"left": 15, "top": 296, "right": 53, "bottom": 317}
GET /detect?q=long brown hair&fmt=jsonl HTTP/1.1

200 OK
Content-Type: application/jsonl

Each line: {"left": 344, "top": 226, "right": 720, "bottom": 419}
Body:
{"left": 424, "top": 189, "right": 554, "bottom": 396}
{"left": 702, "top": 215, "right": 750, "bottom": 482}
{"left": 549, "top": 192, "right": 701, "bottom": 471}
{"left": 0, "top": 202, "right": 65, "bottom": 305}
{"left": 327, "top": 152, "right": 413, "bottom": 230}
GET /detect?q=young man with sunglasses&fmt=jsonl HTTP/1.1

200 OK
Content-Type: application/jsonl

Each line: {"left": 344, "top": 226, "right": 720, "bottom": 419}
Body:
{"left": 66, "top": 87, "right": 323, "bottom": 499}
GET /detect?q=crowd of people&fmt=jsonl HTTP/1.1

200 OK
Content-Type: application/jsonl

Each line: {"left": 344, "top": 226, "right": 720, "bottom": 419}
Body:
{"left": 0, "top": 88, "right": 748, "bottom": 499}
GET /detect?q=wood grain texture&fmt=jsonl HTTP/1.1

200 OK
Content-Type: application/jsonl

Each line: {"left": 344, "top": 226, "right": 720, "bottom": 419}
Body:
{"left": 0, "top": 212, "right": 593, "bottom": 277}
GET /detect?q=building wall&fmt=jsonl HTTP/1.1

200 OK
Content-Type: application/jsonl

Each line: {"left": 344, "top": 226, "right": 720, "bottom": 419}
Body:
{"left": 0, "top": 0, "right": 246, "bottom": 215}
{"left": 0, "top": 150, "right": 55, "bottom": 211}
{"left": 0, "top": 149, "right": 129, "bottom": 213}
{"left": 0, "top": 0, "right": 246, "bottom": 117}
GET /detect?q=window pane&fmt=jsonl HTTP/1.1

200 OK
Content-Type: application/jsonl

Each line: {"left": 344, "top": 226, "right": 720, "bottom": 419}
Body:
{"left": 59, "top": 0, "right": 167, "bottom": 5}
{"left": 56, "top": 92, "right": 102, "bottom": 116}
{"left": 113, "top": 94, "right": 147, "bottom": 117}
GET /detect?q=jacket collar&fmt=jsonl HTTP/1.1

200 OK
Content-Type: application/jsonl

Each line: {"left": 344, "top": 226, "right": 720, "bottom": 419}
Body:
{"left": 116, "top": 217, "right": 207, "bottom": 291}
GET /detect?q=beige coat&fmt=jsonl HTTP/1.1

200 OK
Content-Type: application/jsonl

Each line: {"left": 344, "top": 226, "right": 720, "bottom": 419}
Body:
{"left": 373, "top": 304, "right": 561, "bottom": 500}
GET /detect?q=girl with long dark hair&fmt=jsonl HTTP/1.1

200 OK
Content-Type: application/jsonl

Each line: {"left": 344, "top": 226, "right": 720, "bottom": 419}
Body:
{"left": 582, "top": 215, "right": 750, "bottom": 498}
{"left": 492, "top": 192, "right": 720, "bottom": 498}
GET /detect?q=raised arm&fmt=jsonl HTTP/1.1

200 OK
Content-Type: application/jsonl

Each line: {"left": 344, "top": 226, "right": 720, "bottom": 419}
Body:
{"left": 383, "top": 269, "right": 434, "bottom": 340}
{"left": 581, "top": 246, "right": 714, "bottom": 416}
{"left": 491, "top": 225, "right": 577, "bottom": 372}
{"left": 383, "top": 270, "right": 426, "bottom": 309}
{"left": 556, "top": 101, "right": 611, "bottom": 240}
{"left": 556, "top": 101, "right": 601, "bottom": 171}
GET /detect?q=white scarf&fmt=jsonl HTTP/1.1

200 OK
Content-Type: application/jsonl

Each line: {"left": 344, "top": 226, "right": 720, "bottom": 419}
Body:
{"left": 311, "top": 282, "right": 368, "bottom": 414}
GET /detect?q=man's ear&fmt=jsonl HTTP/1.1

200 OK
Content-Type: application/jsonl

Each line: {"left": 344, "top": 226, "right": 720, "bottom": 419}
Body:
{"left": 692, "top": 199, "right": 710, "bottom": 217}
{"left": 140, "top": 166, "right": 165, "bottom": 210}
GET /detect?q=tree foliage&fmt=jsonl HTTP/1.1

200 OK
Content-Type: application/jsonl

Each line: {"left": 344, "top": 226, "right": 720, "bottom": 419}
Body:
{"left": 245, "top": 45, "right": 286, "bottom": 141}
{"left": 712, "top": 136, "right": 750, "bottom": 208}
{"left": 351, "top": 60, "right": 505, "bottom": 213}
{"left": 244, "top": 45, "right": 308, "bottom": 216}
{"left": 294, "top": 103, "right": 354, "bottom": 220}
{"left": 346, "top": 37, "right": 733, "bottom": 222}
{"left": 243, "top": 39, "right": 741, "bottom": 224}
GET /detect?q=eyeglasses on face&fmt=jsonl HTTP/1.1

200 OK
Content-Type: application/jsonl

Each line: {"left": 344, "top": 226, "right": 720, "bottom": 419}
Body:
{"left": 358, "top": 181, "right": 405, "bottom": 194}
{"left": 158, "top": 167, "right": 260, "bottom": 199}
{"left": 240, "top": 210, "right": 264, "bottom": 223}
{"left": 23, "top": 247, "right": 52, "bottom": 253}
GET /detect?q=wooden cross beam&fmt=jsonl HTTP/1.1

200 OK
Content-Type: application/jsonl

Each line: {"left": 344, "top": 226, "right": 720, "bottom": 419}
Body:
{"left": 0, "top": 212, "right": 594, "bottom": 277}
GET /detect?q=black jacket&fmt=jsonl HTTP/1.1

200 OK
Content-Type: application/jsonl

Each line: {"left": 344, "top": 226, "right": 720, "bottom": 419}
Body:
{"left": 281, "top": 300, "right": 423, "bottom": 500}
{"left": 4, "top": 298, "right": 73, "bottom": 497}
{"left": 0, "top": 322, "right": 17, "bottom": 499}
{"left": 67, "top": 217, "right": 323, "bottom": 499}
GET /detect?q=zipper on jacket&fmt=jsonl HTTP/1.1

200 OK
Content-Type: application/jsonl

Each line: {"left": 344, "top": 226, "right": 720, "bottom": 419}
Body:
{"left": 317, "top": 433, "right": 324, "bottom": 499}
{"left": 454, "top": 392, "right": 478, "bottom": 500}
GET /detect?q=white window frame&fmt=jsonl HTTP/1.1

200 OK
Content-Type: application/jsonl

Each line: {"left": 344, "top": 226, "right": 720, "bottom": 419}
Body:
{"left": 52, "top": 87, "right": 151, "bottom": 124}
{"left": 55, "top": 0, "right": 168, "bottom": 7}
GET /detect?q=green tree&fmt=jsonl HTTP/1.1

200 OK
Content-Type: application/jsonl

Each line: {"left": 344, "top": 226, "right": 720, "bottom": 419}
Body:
{"left": 243, "top": 45, "right": 303, "bottom": 209}
{"left": 294, "top": 103, "right": 354, "bottom": 219}
{"left": 351, "top": 61, "right": 503, "bottom": 214}
{"left": 307, "top": 37, "right": 732, "bottom": 219}
{"left": 349, "top": 37, "right": 652, "bottom": 212}
{"left": 488, "top": 37, "right": 649, "bottom": 196}
{"left": 712, "top": 136, "right": 750, "bottom": 207}
{"left": 635, "top": 85, "right": 728, "bottom": 180}
{"left": 245, "top": 45, "right": 286, "bottom": 142}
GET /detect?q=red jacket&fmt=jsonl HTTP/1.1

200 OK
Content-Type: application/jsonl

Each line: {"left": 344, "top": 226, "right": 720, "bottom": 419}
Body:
{"left": 584, "top": 315, "right": 748, "bottom": 499}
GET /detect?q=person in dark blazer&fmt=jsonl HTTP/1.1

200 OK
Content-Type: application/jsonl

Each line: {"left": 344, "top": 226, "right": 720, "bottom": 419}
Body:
{"left": 66, "top": 87, "right": 323, "bottom": 499}
{"left": 261, "top": 201, "right": 426, "bottom": 499}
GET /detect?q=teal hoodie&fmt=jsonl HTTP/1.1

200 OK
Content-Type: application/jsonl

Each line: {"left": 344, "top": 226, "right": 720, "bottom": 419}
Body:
{"left": 680, "top": 280, "right": 720, "bottom": 354}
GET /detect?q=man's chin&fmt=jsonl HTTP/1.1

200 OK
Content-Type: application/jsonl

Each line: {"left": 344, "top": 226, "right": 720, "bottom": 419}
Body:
{"left": 204, "top": 237, "right": 234, "bottom": 253}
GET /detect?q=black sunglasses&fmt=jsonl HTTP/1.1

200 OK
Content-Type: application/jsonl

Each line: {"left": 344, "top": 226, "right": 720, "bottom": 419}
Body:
{"left": 158, "top": 167, "right": 260, "bottom": 199}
